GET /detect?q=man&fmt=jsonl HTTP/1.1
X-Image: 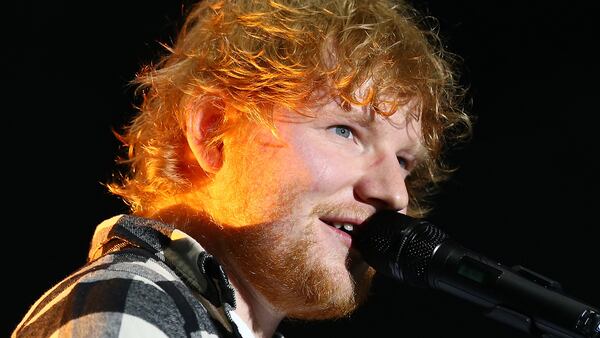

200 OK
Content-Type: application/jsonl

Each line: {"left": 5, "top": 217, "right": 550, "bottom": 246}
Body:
{"left": 13, "top": 0, "right": 470, "bottom": 337}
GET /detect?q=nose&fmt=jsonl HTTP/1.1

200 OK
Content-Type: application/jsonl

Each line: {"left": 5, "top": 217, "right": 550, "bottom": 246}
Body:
{"left": 354, "top": 153, "right": 409, "bottom": 211}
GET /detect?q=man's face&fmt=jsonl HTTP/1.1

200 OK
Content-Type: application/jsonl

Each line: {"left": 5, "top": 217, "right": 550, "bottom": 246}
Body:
{"left": 204, "top": 93, "right": 423, "bottom": 319}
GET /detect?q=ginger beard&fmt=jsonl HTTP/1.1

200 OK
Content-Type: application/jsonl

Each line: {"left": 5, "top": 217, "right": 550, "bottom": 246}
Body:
{"left": 219, "top": 199, "right": 375, "bottom": 320}
{"left": 207, "top": 122, "right": 375, "bottom": 319}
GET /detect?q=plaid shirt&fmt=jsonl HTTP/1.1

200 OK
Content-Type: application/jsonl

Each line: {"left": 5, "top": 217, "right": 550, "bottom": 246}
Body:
{"left": 13, "top": 214, "right": 265, "bottom": 338}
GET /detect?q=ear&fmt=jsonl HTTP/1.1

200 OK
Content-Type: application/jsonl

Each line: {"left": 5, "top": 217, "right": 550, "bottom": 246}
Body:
{"left": 186, "top": 100, "right": 224, "bottom": 174}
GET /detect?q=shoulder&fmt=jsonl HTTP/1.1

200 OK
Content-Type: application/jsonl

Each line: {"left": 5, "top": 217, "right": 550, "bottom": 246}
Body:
{"left": 13, "top": 248, "right": 221, "bottom": 337}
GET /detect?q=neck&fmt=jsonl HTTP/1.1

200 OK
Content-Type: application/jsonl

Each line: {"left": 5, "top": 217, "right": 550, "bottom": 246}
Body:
{"left": 228, "top": 272, "right": 285, "bottom": 338}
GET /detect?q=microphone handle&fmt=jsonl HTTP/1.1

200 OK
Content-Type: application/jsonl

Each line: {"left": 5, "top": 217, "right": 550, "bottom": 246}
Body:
{"left": 428, "top": 241, "right": 600, "bottom": 337}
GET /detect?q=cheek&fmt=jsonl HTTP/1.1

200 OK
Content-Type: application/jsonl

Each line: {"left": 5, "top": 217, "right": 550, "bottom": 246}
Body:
{"left": 290, "top": 136, "right": 352, "bottom": 194}
{"left": 203, "top": 136, "right": 306, "bottom": 227}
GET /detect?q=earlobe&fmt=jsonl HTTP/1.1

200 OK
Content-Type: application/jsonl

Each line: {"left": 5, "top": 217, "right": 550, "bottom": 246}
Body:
{"left": 186, "top": 100, "right": 224, "bottom": 174}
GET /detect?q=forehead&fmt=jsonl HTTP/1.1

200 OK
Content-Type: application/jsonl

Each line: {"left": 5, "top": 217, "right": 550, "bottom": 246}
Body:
{"left": 307, "top": 77, "right": 419, "bottom": 120}
{"left": 305, "top": 89, "right": 421, "bottom": 131}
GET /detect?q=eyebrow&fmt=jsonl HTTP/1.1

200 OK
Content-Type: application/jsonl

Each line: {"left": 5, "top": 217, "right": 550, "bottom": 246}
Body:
{"left": 331, "top": 98, "right": 427, "bottom": 157}
{"left": 341, "top": 105, "right": 376, "bottom": 127}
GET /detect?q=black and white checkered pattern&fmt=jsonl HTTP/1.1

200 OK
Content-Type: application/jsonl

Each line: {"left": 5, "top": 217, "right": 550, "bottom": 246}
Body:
{"left": 13, "top": 215, "right": 245, "bottom": 337}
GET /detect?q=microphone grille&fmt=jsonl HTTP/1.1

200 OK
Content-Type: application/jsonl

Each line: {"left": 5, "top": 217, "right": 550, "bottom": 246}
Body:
{"left": 401, "top": 222, "right": 447, "bottom": 286}
{"left": 353, "top": 210, "right": 448, "bottom": 287}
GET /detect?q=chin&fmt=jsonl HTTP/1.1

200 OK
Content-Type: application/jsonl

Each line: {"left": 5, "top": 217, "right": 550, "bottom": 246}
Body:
{"left": 285, "top": 263, "right": 375, "bottom": 320}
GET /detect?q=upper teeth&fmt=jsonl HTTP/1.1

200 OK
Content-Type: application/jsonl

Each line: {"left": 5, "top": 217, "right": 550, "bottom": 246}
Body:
{"left": 333, "top": 223, "right": 353, "bottom": 231}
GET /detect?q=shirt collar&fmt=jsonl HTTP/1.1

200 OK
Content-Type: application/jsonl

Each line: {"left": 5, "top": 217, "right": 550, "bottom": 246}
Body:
{"left": 87, "top": 214, "right": 236, "bottom": 309}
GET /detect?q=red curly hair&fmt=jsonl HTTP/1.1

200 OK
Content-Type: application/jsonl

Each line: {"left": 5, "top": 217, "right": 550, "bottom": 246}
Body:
{"left": 109, "top": 0, "right": 471, "bottom": 217}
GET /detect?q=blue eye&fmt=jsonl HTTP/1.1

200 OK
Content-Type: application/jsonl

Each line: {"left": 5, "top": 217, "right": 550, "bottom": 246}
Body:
{"left": 332, "top": 126, "right": 353, "bottom": 139}
{"left": 397, "top": 156, "right": 408, "bottom": 169}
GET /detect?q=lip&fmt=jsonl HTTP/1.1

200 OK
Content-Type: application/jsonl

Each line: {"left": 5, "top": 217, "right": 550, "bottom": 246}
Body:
{"left": 319, "top": 216, "right": 370, "bottom": 236}
{"left": 319, "top": 217, "right": 366, "bottom": 228}
{"left": 319, "top": 218, "right": 353, "bottom": 248}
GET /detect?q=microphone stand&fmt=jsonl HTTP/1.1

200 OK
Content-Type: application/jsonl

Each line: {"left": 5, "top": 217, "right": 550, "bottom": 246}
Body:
{"left": 430, "top": 251, "right": 600, "bottom": 338}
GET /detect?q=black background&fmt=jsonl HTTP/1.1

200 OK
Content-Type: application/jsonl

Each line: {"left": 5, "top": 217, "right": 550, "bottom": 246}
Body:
{"left": 6, "top": 1, "right": 599, "bottom": 337}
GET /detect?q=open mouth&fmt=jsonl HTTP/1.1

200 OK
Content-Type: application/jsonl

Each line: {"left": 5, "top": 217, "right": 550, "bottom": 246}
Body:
{"left": 321, "top": 219, "right": 354, "bottom": 235}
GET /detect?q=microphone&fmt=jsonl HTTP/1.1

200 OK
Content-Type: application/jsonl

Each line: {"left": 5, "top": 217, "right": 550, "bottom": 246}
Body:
{"left": 352, "top": 210, "right": 600, "bottom": 338}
